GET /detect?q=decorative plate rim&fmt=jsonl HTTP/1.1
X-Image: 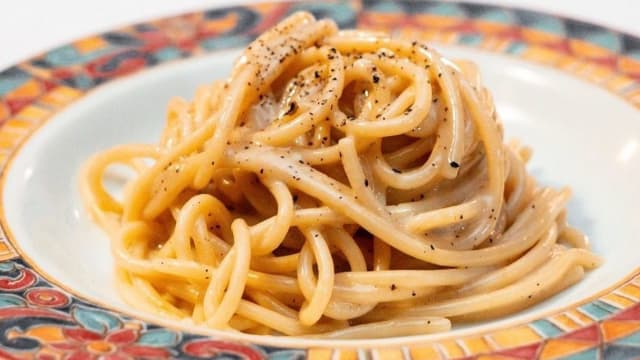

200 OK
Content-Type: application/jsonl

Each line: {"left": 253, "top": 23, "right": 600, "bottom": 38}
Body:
{"left": 0, "top": 1, "right": 639, "bottom": 359}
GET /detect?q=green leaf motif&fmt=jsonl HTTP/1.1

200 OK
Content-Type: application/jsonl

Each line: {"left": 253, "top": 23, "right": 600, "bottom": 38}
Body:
{"left": 71, "top": 305, "right": 122, "bottom": 333}
{"left": 0, "top": 262, "right": 16, "bottom": 272}
{"left": 137, "top": 329, "right": 180, "bottom": 347}
{"left": 0, "top": 294, "right": 26, "bottom": 308}
{"left": 268, "top": 350, "right": 306, "bottom": 360}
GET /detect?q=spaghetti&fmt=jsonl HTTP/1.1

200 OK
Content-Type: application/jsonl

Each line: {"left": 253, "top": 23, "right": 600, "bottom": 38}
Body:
{"left": 80, "top": 12, "right": 601, "bottom": 338}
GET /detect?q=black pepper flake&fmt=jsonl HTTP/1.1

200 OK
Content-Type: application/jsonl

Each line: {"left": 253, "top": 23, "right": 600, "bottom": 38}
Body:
{"left": 364, "top": 179, "right": 369, "bottom": 187}
{"left": 314, "top": 70, "right": 320, "bottom": 78}
{"left": 531, "top": 204, "right": 536, "bottom": 209}
{"left": 372, "top": 74, "right": 380, "bottom": 83}
{"left": 259, "top": 168, "right": 264, "bottom": 174}
{"left": 411, "top": 291, "right": 416, "bottom": 296}
{"left": 450, "top": 161, "right": 460, "bottom": 168}
{"left": 430, "top": 244, "right": 435, "bottom": 250}
{"left": 390, "top": 284, "right": 397, "bottom": 291}
{"left": 284, "top": 101, "right": 297, "bottom": 116}
{"left": 459, "top": 215, "right": 464, "bottom": 220}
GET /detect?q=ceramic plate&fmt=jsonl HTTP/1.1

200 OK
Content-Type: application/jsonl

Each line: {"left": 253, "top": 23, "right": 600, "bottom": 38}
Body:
{"left": 0, "top": 1, "right": 639, "bottom": 359}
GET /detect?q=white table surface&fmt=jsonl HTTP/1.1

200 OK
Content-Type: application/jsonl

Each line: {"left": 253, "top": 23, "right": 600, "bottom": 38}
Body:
{"left": 1, "top": 0, "right": 639, "bottom": 71}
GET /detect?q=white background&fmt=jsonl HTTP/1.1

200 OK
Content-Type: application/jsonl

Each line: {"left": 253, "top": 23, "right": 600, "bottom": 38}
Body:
{"left": 0, "top": 0, "right": 639, "bottom": 71}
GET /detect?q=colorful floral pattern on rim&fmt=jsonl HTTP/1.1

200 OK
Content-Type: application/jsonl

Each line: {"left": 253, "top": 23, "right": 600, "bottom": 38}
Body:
{"left": 0, "top": 1, "right": 639, "bottom": 359}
